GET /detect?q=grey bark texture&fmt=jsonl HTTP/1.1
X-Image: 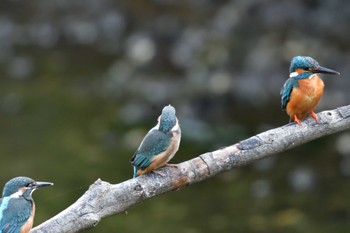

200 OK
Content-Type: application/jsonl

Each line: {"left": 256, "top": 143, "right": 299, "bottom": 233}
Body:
{"left": 31, "top": 105, "right": 350, "bottom": 233}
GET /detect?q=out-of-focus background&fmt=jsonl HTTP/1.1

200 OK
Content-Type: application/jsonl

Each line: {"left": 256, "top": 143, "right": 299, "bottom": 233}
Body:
{"left": 0, "top": 0, "right": 349, "bottom": 232}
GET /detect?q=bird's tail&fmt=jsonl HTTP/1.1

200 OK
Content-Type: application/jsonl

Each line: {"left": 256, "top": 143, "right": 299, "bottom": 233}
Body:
{"left": 133, "top": 166, "right": 137, "bottom": 178}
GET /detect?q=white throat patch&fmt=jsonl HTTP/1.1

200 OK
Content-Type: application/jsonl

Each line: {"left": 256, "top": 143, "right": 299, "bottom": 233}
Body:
{"left": 9, "top": 187, "right": 35, "bottom": 198}
{"left": 10, "top": 189, "right": 24, "bottom": 198}
{"left": 308, "top": 74, "right": 316, "bottom": 79}
{"left": 289, "top": 72, "right": 298, "bottom": 78}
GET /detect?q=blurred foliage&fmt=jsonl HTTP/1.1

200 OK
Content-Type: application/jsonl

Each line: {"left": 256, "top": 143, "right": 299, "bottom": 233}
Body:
{"left": 0, "top": 0, "right": 349, "bottom": 232}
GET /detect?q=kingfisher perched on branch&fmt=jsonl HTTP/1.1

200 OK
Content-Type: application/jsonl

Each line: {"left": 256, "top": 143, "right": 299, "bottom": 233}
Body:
{"left": 0, "top": 176, "right": 53, "bottom": 233}
{"left": 131, "top": 105, "right": 181, "bottom": 177}
{"left": 280, "top": 56, "right": 340, "bottom": 125}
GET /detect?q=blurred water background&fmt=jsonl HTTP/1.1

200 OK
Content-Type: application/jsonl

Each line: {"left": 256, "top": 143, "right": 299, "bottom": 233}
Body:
{"left": 0, "top": 0, "right": 349, "bottom": 232}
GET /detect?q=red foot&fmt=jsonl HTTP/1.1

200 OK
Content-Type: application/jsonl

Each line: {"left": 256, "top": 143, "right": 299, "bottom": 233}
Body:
{"left": 164, "top": 163, "right": 177, "bottom": 167}
{"left": 293, "top": 115, "right": 301, "bottom": 125}
{"left": 310, "top": 111, "right": 318, "bottom": 123}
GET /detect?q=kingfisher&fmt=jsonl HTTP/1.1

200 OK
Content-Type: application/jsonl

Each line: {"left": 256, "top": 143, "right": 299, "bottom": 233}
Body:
{"left": 0, "top": 176, "right": 53, "bottom": 233}
{"left": 280, "top": 56, "right": 340, "bottom": 125}
{"left": 130, "top": 104, "right": 181, "bottom": 177}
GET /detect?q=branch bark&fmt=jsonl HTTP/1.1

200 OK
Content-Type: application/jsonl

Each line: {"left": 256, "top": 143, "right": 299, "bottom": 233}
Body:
{"left": 31, "top": 105, "right": 350, "bottom": 233}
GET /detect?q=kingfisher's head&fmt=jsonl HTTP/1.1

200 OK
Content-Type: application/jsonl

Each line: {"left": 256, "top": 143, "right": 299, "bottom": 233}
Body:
{"left": 289, "top": 56, "right": 340, "bottom": 78}
{"left": 2, "top": 176, "right": 53, "bottom": 200}
{"left": 158, "top": 105, "right": 178, "bottom": 133}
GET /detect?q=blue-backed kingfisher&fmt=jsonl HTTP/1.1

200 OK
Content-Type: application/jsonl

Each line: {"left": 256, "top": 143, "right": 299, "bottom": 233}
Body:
{"left": 281, "top": 56, "right": 340, "bottom": 125}
{"left": 0, "top": 176, "right": 53, "bottom": 233}
{"left": 130, "top": 105, "right": 181, "bottom": 177}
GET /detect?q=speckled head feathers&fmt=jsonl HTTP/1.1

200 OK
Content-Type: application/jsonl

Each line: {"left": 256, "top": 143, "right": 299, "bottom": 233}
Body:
{"left": 2, "top": 176, "right": 53, "bottom": 198}
{"left": 289, "top": 56, "right": 319, "bottom": 73}
{"left": 2, "top": 176, "right": 35, "bottom": 197}
{"left": 159, "top": 105, "right": 177, "bottom": 133}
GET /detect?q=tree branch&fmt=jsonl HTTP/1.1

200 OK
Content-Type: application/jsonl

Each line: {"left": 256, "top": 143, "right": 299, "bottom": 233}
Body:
{"left": 31, "top": 105, "right": 350, "bottom": 233}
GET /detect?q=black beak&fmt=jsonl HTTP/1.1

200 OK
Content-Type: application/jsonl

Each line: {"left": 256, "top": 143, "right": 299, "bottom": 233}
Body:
{"left": 313, "top": 66, "right": 340, "bottom": 75}
{"left": 35, "top": 181, "right": 54, "bottom": 188}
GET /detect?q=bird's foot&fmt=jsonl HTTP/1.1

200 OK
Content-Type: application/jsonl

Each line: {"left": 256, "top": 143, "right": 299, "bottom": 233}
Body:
{"left": 152, "top": 170, "right": 166, "bottom": 177}
{"left": 293, "top": 115, "right": 301, "bottom": 125}
{"left": 164, "top": 163, "right": 177, "bottom": 167}
{"left": 310, "top": 111, "right": 319, "bottom": 123}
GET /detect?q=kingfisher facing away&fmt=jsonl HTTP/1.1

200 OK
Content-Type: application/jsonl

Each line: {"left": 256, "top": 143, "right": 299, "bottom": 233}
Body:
{"left": 130, "top": 105, "right": 181, "bottom": 177}
{"left": 280, "top": 56, "right": 340, "bottom": 125}
{"left": 0, "top": 176, "right": 53, "bottom": 233}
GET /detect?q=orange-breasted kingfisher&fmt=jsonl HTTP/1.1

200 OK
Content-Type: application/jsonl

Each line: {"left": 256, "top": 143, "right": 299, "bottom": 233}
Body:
{"left": 130, "top": 105, "right": 181, "bottom": 177}
{"left": 0, "top": 176, "right": 53, "bottom": 233}
{"left": 280, "top": 56, "right": 340, "bottom": 125}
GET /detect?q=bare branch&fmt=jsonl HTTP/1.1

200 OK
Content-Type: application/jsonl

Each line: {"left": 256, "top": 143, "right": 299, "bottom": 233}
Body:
{"left": 31, "top": 105, "right": 350, "bottom": 233}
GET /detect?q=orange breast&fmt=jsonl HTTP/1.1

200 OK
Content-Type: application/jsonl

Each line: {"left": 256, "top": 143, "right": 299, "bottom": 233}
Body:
{"left": 286, "top": 75, "right": 324, "bottom": 120}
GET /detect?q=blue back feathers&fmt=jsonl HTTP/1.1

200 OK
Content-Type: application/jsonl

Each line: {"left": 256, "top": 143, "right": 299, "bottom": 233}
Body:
{"left": 280, "top": 78, "right": 297, "bottom": 110}
{"left": 0, "top": 196, "right": 32, "bottom": 233}
{"left": 131, "top": 130, "right": 173, "bottom": 170}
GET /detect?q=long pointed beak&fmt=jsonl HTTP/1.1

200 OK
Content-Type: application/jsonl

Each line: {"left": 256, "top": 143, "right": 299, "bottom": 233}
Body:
{"left": 313, "top": 66, "right": 340, "bottom": 75}
{"left": 35, "top": 181, "right": 54, "bottom": 188}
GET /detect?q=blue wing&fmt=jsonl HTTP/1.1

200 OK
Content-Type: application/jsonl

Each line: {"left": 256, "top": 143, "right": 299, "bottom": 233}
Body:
{"left": 0, "top": 197, "right": 32, "bottom": 233}
{"left": 280, "top": 77, "right": 298, "bottom": 110}
{"left": 131, "top": 129, "right": 172, "bottom": 170}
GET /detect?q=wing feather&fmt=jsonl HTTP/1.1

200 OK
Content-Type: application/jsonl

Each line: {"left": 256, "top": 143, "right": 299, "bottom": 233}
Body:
{"left": 280, "top": 77, "right": 298, "bottom": 110}
{"left": 130, "top": 130, "right": 172, "bottom": 169}
{"left": 0, "top": 197, "right": 32, "bottom": 233}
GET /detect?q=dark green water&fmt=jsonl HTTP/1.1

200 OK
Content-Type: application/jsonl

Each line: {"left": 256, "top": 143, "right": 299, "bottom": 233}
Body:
{"left": 0, "top": 1, "right": 349, "bottom": 232}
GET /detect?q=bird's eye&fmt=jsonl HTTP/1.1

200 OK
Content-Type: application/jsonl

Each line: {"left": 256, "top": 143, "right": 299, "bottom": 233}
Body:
{"left": 26, "top": 182, "right": 35, "bottom": 187}
{"left": 303, "top": 67, "right": 311, "bottom": 71}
